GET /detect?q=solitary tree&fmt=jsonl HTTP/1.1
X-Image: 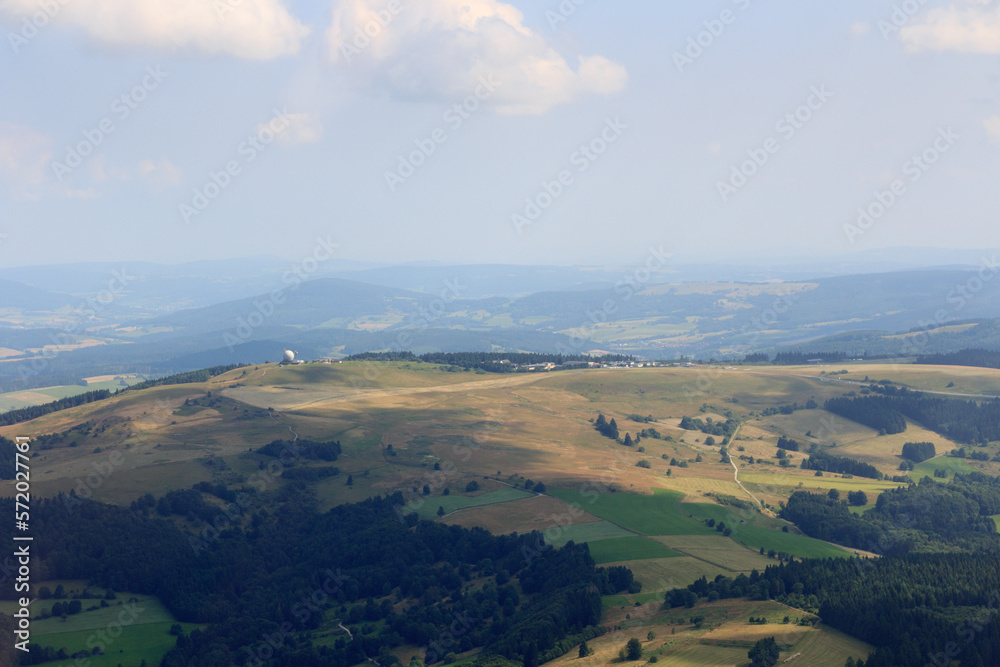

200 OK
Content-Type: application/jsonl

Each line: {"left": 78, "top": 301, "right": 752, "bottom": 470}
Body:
{"left": 619, "top": 638, "right": 643, "bottom": 661}
{"left": 748, "top": 637, "right": 779, "bottom": 667}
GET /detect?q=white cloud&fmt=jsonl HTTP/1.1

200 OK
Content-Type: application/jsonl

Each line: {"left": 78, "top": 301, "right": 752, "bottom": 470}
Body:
{"left": 0, "top": 0, "right": 310, "bottom": 59}
{"left": 263, "top": 112, "right": 324, "bottom": 145}
{"left": 90, "top": 155, "right": 183, "bottom": 187}
{"left": 850, "top": 22, "right": 871, "bottom": 38}
{"left": 901, "top": 0, "right": 1000, "bottom": 54}
{"left": 66, "top": 188, "right": 98, "bottom": 200}
{"left": 137, "top": 158, "right": 183, "bottom": 186}
{"left": 985, "top": 115, "right": 1000, "bottom": 141}
{"left": 326, "top": 0, "right": 627, "bottom": 114}
{"left": 0, "top": 122, "right": 52, "bottom": 200}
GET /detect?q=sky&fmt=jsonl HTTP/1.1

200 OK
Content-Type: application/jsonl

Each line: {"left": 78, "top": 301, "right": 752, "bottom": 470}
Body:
{"left": 1, "top": 0, "right": 999, "bottom": 269}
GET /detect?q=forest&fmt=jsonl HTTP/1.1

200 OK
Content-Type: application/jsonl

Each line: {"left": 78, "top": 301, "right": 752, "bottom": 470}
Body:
{"left": 780, "top": 473, "right": 1000, "bottom": 553}
{"left": 678, "top": 416, "right": 739, "bottom": 439}
{"left": 662, "top": 475, "right": 1000, "bottom": 665}
{"left": 1, "top": 483, "right": 631, "bottom": 667}
{"left": 0, "top": 389, "right": 112, "bottom": 427}
{"left": 825, "top": 391, "right": 1000, "bottom": 444}
{"left": 917, "top": 348, "right": 1000, "bottom": 369}
{"left": 799, "top": 451, "right": 882, "bottom": 479}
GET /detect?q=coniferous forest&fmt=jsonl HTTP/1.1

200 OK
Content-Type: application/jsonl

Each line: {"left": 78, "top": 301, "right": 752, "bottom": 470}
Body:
{"left": 0, "top": 485, "right": 628, "bottom": 667}
{"left": 825, "top": 391, "right": 1000, "bottom": 444}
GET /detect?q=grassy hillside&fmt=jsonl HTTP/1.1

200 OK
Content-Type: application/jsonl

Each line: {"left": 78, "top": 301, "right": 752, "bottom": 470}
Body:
{"left": 5, "top": 359, "right": 1000, "bottom": 665}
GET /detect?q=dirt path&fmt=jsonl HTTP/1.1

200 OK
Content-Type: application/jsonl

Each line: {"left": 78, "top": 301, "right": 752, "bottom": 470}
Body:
{"left": 727, "top": 424, "right": 764, "bottom": 512}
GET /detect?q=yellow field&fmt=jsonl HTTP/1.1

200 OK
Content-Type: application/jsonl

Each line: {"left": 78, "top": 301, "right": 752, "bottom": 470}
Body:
{"left": 548, "top": 598, "right": 872, "bottom": 667}
{"left": 656, "top": 535, "right": 776, "bottom": 572}
{"left": 769, "top": 363, "right": 1000, "bottom": 396}
{"left": 84, "top": 374, "right": 138, "bottom": 383}
{"left": 443, "top": 494, "right": 602, "bottom": 534}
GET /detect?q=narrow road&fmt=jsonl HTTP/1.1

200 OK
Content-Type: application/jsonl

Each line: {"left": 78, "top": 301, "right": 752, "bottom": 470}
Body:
{"left": 727, "top": 424, "right": 764, "bottom": 512}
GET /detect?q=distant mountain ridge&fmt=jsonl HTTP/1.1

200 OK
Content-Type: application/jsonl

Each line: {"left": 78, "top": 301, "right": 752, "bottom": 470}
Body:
{"left": 2, "top": 263, "right": 1000, "bottom": 387}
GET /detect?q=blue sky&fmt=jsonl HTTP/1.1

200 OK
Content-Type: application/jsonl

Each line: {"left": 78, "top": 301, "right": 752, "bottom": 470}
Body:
{"left": 1, "top": 0, "right": 999, "bottom": 268}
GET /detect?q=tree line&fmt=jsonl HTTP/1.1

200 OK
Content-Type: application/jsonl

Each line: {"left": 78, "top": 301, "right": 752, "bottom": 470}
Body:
{"left": 0, "top": 389, "right": 112, "bottom": 426}
{"left": 917, "top": 348, "right": 1000, "bottom": 370}
{"left": 0, "top": 363, "right": 248, "bottom": 427}
{"left": 800, "top": 451, "right": 882, "bottom": 479}
{"left": 124, "top": 363, "right": 247, "bottom": 392}
{"left": 345, "top": 351, "right": 631, "bottom": 373}
{"left": 780, "top": 472, "right": 1000, "bottom": 553}
{"left": 826, "top": 392, "right": 1000, "bottom": 444}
